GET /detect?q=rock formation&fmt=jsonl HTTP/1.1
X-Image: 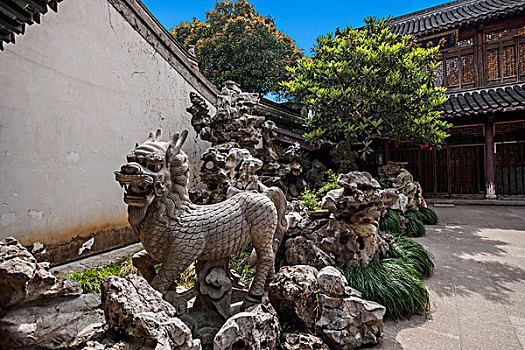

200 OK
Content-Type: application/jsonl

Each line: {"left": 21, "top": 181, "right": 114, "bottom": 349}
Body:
{"left": 101, "top": 275, "right": 201, "bottom": 350}
{"left": 378, "top": 161, "right": 424, "bottom": 211}
{"left": 268, "top": 265, "right": 385, "bottom": 349}
{"left": 0, "top": 237, "right": 105, "bottom": 349}
{"left": 284, "top": 171, "right": 398, "bottom": 268}
{"left": 186, "top": 82, "right": 275, "bottom": 204}
{"left": 315, "top": 266, "right": 385, "bottom": 349}
{"left": 213, "top": 304, "right": 280, "bottom": 350}
{"left": 186, "top": 82, "right": 311, "bottom": 203}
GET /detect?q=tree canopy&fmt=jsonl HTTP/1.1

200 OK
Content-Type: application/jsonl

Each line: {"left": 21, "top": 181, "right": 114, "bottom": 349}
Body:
{"left": 282, "top": 18, "right": 452, "bottom": 157}
{"left": 171, "top": 0, "right": 303, "bottom": 97}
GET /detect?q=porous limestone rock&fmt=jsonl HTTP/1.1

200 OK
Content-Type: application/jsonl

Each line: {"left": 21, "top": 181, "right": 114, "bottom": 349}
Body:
{"left": 284, "top": 172, "right": 398, "bottom": 268}
{"left": 268, "top": 265, "right": 319, "bottom": 331}
{"left": 378, "top": 161, "right": 423, "bottom": 211}
{"left": 213, "top": 304, "right": 280, "bottom": 350}
{"left": 0, "top": 237, "right": 82, "bottom": 314}
{"left": 285, "top": 235, "right": 335, "bottom": 270}
{"left": 0, "top": 294, "right": 105, "bottom": 350}
{"left": 378, "top": 161, "right": 407, "bottom": 180}
{"left": 395, "top": 169, "right": 420, "bottom": 211}
{"left": 315, "top": 267, "right": 385, "bottom": 349}
{"left": 330, "top": 140, "right": 358, "bottom": 173}
{"left": 321, "top": 172, "right": 398, "bottom": 224}
{"left": 101, "top": 275, "right": 201, "bottom": 350}
{"left": 280, "top": 333, "right": 329, "bottom": 350}
{"left": 305, "top": 159, "right": 326, "bottom": 187}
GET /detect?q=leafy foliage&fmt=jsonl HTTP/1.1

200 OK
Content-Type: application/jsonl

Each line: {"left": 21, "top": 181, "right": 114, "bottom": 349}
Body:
{"left": 378, "top": 178, "right": 393, "bottom": 189}
{"left": 171, "top": 0, "right": 303, "bottom": 97}
{"left": 299, "top": 169, "right": 341, "bottom": 209}
{"left": 345, "top": 258, "right": 430, "bottom": 319}
{"left": 316, "top": 169, "right": 341, "bottom": 199}
{"left": 229, "top": 244, "right": 255, "bottom": 286}
{"left": 387, "top": 234, "right": 434, "bottom": 278}
{"left": 282, "top": 17, "right": 452, "bottom": 156}
{"left": 379, "top": 209, "right": 402, "bottom": 234}
{"left": 404, "top": 213, "right": 427, "bottom": 237}
{"left": 299, "top": 189, "right": 320, "bottom": 210}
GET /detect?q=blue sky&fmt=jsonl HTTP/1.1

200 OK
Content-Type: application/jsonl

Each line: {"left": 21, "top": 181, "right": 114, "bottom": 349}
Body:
{"left": 141, "top": 0, "right": 450, "bottom": 55}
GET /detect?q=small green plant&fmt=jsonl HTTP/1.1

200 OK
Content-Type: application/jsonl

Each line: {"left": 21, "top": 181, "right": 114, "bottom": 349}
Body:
{"left": 345, "top": 258, "right": 430, "bottom": 319}
{"left": 404, "top": 213, "right": 427, "bottom": 237}
{"left": 316, "top": 169, "right": 341, "bottom": 199}
{"left": 63, "top": 257, "right": 137, "bottom": 294}
{"left": 378, "top": 178, "right": 393, "bottom": 189}
{"left": 229, "top": 244, "right": 255, "bottom": 286}
{"left": 299, "top": 157, "right": 312, "bottom": 170}
{"left": 387, "top": 234, "right": 434, "bottom": 278}
{"left": 379, "top": 209, "right": 402, "bottom": 234}
{"left": 299, "top": 189, "right": 320, "bottom": 210}
{"left": 298, "top": 169, "right": 341, "bottom": 209}
{"left": 174, "top": 263, "right": 196, "bottom": 289}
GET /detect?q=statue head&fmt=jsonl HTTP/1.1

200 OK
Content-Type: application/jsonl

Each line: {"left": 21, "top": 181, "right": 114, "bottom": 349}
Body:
{"left": 115, "top": 129, "right": 188, "bottom": 208}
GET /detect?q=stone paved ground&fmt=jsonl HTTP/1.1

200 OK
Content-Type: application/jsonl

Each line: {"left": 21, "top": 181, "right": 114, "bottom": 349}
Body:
{"left": 375, "top": 205, "right": 525, "bottom": 350}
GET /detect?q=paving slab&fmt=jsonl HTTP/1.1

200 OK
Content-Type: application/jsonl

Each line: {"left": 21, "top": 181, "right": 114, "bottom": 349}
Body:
{"left": 374, "top": 205, "right": 525, "bottom": 350}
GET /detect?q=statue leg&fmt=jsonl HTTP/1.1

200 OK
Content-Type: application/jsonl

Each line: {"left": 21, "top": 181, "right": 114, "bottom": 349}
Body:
{"left": 150, "top": 255, "right": 192, "bottom": 295}
{"left": 132, "top": 250, "right": 158, "bottom": 283}
{"left": 249, "top": 235, "right": 275, "bottom": 299}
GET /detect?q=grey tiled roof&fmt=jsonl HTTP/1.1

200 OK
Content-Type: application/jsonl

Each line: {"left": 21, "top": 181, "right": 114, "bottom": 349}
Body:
{"left": 389, "top": 0, "right": 525, "bottom": 37}
{"left": 443, "top": 83, "right": 525, "bottom": 117}
{"left": 0, "top": 0, "right": 62, "bottom": 50}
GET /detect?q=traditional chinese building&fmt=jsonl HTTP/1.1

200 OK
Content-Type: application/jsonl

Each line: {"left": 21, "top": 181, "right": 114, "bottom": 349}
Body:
{"left": 388, "top": 0, "right": 525, "bottom": 198}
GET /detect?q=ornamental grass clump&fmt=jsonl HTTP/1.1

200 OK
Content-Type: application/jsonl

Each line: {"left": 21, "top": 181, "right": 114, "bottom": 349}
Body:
{"left": 387, "top": 234, "right": 434, "bottom": 278}
{"left": 379, "top": 209, "right": 402, "bottom": 234}
{"left": 417, "top": 206, "right": 439, "bottom": 225}
{"left": 404, "top": 211, "right": 427, "bottom": 237}
{"left": 345, "top": 258, "right": 430, "bottom": 319}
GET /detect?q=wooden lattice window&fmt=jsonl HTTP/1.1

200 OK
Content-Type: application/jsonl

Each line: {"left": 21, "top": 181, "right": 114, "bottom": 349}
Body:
{"left": 487, "top": 48, "right": 500, "bottom": 80}
{"left": 518, "top": 42, "right": 525, "bottom": 75}
{"left": 435, "top": 61, "right": 444, "bottom": 86}
{"left": 461, "top": 54, "right": 475, "bottom": 84}
{"left": 503, "top": 45, "right": 516, "bottom": 77}
{"left": 446, "top": 57, "right": 459, "bottom": 86}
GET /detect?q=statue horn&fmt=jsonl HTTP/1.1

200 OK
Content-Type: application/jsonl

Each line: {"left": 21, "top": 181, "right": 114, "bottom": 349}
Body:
{"left": 172, "top": 130, "right": 188, "bottom": 154}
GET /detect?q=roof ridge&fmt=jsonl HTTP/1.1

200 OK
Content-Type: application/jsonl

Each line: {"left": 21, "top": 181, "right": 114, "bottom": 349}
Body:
{"left": 447, "top": 82, "right": 525, "bottom": 96}
{"left": 391, "top": 0, "right": 486, "bottom": 24}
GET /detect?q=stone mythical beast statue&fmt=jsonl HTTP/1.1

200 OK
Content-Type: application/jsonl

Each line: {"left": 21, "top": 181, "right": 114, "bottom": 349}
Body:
{"left": 115, "top": 129, "right": 287, "bottom": 309}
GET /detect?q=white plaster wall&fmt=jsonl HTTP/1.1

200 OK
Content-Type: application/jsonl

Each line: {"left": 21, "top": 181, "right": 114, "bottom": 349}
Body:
{"left": 0, "top": 0, "right": 213, "bottom": 245}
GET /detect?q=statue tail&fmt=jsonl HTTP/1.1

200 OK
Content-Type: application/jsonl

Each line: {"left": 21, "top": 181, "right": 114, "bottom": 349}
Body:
{"left": 263, "top": 186, "right": 289, "bottom": 253}
{"left": 248, "top": 186, "right": 289, "bottom": 268}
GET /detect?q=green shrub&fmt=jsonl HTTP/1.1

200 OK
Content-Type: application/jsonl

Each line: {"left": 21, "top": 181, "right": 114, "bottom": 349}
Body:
{"left": 299, "top": 189, "right": 319, "bottom": 210}
{"left": 404, "top": 214, "right": 427, "bottom": 237}
{"left": 229, "top": 244, "right": 255, "bottom": 286}
{"left": 387, "top": 234, "right": 434, "bottom": 278}
{"left": 418, "top": 206, "right": 439, "bottom": 225}
{"left": 63, "top": 257, "right": 137, "bottom": 294}
{"left": 378, "top": 178, "right": 393, "bottom": 189}
{"left": 316, "top": 169, "right": 341, "bottom": 199}
{"left": 380, "top": 209, "right": 402, "bottom": 234}
{"left": 345, "top": 258, "right": 430, "bottom": 319}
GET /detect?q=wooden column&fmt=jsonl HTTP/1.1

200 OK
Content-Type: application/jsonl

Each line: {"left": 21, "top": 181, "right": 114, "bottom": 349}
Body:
{"left": 383, "top": 140, "right": 389, "bottom": 164}
{"left": 485, "top": 119, "right": 497, "bottom": 199}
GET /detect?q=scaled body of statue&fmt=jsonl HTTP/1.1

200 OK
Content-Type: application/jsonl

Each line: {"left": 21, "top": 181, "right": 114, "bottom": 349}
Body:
{"left": 115, "top": 129, "right": 287, "bottom": 308}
